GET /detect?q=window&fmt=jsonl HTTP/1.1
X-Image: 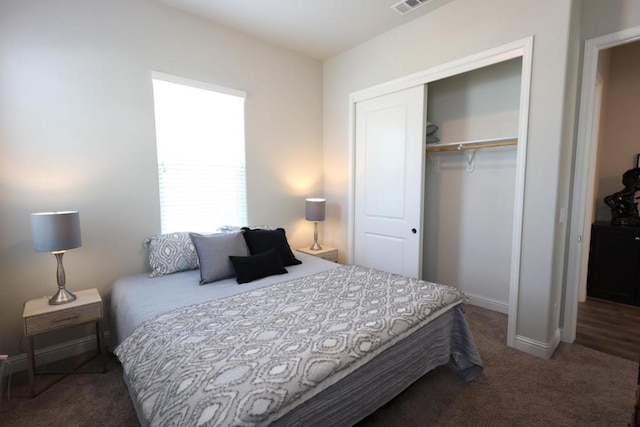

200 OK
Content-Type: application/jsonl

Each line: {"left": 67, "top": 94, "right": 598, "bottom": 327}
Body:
{"left": 151, "top": 72, "right": 247, "bottom": 233}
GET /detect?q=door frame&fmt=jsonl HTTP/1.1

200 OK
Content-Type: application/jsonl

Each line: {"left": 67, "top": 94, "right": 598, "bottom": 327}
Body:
{"left": 562, "top": 25, "right": 640, "bottom": 343}
{"left": 347, "top": 37, "right": 533, "bottom": 348}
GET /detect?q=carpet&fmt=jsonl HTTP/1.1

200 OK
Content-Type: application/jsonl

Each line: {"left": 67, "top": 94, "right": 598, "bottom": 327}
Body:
{"left": 0, "top": 305, "right": 636, "bottom": 426}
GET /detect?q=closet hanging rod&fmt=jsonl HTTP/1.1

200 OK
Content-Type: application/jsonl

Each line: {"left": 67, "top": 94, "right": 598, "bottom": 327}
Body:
{"left": 426, "top": 137, "right": 518, "bottom": 153}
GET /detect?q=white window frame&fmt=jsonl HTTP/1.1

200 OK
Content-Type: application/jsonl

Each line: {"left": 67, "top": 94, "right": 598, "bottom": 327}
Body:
{"left": 151, "top": 71, "right": 248, "bottom": 233}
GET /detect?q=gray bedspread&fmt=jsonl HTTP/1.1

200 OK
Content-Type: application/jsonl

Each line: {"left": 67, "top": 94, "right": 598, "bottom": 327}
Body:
{"left": 114, "top": 265, "right": 483, "bottom": 427}
{"left": 110, "top": 252, "right": 337, "bottom": 347}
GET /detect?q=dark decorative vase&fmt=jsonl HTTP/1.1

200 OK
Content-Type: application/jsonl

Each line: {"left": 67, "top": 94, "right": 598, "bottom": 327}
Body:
{"left": 604, "top": 167, "right": 640, "bottom": 227}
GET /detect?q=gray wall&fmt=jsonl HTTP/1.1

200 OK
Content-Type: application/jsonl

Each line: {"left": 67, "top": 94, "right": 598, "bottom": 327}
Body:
{"left": 582, "top": 0, "right": 640, "bottom": 41}
{"left": 0, "top": 0, "right": 323, "bottom": 357}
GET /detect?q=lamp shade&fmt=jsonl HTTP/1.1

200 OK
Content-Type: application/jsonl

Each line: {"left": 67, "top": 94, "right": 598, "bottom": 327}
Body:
{"left": 305, "top": 198, "right": 326, "bottom": 222}
{"left": 31, "top": 211, "right": 82, "bottom": 252}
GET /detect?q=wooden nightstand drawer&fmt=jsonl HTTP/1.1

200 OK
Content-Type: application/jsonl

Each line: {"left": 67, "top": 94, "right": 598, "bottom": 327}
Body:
{"left": 297, "top": 246, "right": 338, "bottom": 263}
{"left": 24, "top": 301, "right": 102, "bottom": 335}
{"left": 23, "top": 288, "right": 104, "bottom": 336}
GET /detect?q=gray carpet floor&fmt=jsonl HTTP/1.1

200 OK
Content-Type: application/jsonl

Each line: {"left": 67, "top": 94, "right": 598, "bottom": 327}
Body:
{"left": 0, "top": 305, "right": 637, "bottom": 426}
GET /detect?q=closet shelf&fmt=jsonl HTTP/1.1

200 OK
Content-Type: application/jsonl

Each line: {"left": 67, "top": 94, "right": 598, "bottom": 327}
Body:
{"left": 426, "top": 136, "right": 518, "bottom": 153}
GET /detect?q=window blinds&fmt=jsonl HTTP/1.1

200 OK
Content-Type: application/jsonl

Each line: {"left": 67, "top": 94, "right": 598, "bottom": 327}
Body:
{"left": 152, "top": 73, "right": 247, "bottom": 233}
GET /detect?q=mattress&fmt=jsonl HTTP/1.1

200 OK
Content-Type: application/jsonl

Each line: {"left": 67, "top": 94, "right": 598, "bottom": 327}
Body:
{"left": 111, "top": 252, "right": 337, "bottom": 347}
{"left": 112, "top": 253, "right": 483, "bottom": 426}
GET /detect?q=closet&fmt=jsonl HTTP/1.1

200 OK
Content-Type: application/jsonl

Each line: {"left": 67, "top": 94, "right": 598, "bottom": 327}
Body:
{"left": 423, "top": 58, "right": 521, "bottom": 313}
{"left": 354, "top": 56, "right": 523, "bottom": 314}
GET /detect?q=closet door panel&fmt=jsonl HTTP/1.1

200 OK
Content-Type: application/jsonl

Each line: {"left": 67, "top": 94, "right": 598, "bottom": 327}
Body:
{"left": 362, "top": 233, "right": 405, "bottom": 276}
{"left": 354, "top": 85, "right": 425, "bottom": 278}
{"left": 363, "top": 105, "right": 407, "bottom": 219}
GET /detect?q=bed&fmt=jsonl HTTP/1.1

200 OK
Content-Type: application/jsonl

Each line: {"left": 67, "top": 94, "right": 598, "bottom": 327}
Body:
{"left": 112, "top": 250, "right": 483, "bottom": 427}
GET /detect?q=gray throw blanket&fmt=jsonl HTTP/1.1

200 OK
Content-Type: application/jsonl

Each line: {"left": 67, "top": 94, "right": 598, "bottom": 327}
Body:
{"left": 115, "top": 265, "right": 468, "bottom": 426}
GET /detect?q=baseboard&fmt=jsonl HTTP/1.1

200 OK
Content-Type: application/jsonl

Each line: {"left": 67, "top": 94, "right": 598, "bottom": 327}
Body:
{"left": 3, "top": 331, "right": 110, "bottom": 375}
{"left": 464, "top": 291, "right": 509, "bottom": 314}
{"left": 514, "top": 328, "right": 561, "bottom": 359}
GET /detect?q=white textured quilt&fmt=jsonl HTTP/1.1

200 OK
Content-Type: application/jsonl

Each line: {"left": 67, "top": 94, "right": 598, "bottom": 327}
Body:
{"left": 114, "top": 265, "right": 473, "bottom": 426}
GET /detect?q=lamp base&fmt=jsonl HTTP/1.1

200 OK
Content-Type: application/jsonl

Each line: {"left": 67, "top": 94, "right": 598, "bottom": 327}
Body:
{"left": 310, "top": 221, "right": 322, "bottom": 250}
{"left": 49, "top": 287, "right": 76, "bottom": 305}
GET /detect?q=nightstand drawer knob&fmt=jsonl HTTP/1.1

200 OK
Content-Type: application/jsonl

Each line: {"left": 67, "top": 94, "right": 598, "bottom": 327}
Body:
{"left": 411, "top": 228, "right": 417, "bottom": 234}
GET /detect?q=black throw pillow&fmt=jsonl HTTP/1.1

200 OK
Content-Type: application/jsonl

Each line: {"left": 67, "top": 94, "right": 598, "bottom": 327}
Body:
{"left": 241, "top": 228, "right": 302, "bottom": 266}
{"left": 229, "top": 247, "right": 288, "bottom": 284}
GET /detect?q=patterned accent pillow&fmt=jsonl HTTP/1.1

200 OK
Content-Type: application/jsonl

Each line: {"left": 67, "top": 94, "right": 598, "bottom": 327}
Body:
{"left": 216, "top": 225, "right": 242, "bottom": 233}
{"left": 144, "top": 232, "right": 199, "bottom": 278}
{"left": 216, "top": 225, "right": 275, "bottom": 233}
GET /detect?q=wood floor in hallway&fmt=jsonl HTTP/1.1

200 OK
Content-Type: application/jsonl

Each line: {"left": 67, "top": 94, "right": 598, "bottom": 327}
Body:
{"left": 576, "top": 297, "right": 640, "bottom": 362}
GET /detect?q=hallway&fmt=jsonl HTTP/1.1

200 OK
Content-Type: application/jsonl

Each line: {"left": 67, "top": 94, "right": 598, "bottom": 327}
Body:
{"left": 576, "top": 297, "right": 640, "bottom": 362}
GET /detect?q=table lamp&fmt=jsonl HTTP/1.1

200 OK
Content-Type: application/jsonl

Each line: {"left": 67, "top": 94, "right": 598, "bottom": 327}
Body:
{"left": 305, "top": 198, "right": 325, "bottom": 250}
{"left": 31, "top": 211, "right": 82, "bottom": 305}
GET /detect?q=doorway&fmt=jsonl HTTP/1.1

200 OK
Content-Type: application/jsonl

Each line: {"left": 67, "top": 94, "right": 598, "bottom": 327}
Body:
{"left": 563, "top": 26, "right": 640, "bottom": 345}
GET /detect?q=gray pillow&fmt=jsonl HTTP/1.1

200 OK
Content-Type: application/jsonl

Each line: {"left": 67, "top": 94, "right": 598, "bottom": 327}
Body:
{"left": 144, "top": 232, "right": 199, "bottom": 278}
{"left": 190, "top": 232, "right": 249, "bottom": 284}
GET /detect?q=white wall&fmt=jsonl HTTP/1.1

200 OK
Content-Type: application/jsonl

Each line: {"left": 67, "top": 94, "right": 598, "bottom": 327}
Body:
{"left": 0, "top": 0, "right": 323, "bottom": 357}
{"left": 426, "top": 59, "right": 522, "bottom": 143}
{"left": 323, "top": 0, "right": 576, "bottom": 349}
{"left": 424, "top": 148, "right": 516, "bottom": 309}
{"left": 423, "top": 59, "right": 521, "bottom": 310}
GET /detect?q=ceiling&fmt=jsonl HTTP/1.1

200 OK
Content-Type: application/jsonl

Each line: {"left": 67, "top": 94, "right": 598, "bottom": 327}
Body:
{"left": 154, "top": 0, "right": 454, "bottom": 60}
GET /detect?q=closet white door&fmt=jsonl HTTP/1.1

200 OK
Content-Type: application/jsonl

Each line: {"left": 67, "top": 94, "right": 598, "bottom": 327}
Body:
{"left": 354, "top": 85, "right": 425, "bottom": 278}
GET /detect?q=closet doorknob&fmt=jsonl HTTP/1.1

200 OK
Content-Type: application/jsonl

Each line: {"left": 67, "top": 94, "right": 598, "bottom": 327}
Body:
{"left": 411, "top": 228, "right": 417, "bottom": 234}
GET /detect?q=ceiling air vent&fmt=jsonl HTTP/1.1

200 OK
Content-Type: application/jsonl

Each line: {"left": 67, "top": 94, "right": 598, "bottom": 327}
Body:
{"left": 391, "top": 0, "right": 432, "bottom": 15}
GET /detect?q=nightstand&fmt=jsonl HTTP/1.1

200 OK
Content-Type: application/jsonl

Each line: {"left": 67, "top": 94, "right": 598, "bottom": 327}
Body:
{"left": 297, "top": 246, "right": 338, "bottom": 263}
{"left": 23, "top": 288, "right": 106, "bottom": 397}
